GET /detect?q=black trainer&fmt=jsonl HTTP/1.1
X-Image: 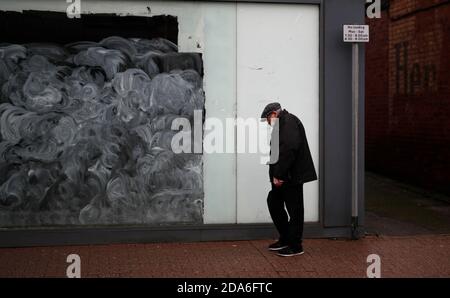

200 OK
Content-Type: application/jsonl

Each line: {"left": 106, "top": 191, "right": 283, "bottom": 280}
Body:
{"left": 268, "top": 240, "right": 288, "bottom": 251}
{"left": 276, "top": 246, "right": 304, "bottom": 257}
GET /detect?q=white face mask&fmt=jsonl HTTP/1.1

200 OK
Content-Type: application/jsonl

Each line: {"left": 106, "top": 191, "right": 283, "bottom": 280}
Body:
{"left": 269, "top": 118, "right": 275, "bottom": 126}
{"left": 268, "top": 116, "right": 278, "bottom": 127}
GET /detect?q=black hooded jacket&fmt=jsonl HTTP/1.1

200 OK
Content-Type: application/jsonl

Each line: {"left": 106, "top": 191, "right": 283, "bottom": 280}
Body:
{"left": 269, "top": 109, "right": 317, "bottom": 185}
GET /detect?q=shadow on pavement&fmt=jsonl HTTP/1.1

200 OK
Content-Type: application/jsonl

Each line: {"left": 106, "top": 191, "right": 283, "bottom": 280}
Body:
{"left": 365, "top": 172, "right": 450, "bottom": 236}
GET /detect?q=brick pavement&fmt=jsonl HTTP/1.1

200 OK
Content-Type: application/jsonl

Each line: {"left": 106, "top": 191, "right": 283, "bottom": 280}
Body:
{"left": 0, "top": 234, "right": 449, "bottom": 278}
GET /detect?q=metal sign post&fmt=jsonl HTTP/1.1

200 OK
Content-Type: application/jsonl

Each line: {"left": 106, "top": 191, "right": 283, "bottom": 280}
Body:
{"left": 343, "top": 24, "right": 369, "bottom": 239}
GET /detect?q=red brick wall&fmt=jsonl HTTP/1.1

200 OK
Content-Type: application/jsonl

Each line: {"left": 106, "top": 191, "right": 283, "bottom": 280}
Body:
{"left": 365, "top": 0, "right": 450, "bottom": 195}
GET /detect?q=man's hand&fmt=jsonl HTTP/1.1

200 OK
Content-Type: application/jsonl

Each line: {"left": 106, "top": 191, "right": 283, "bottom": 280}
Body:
{"left": 273, "top": 177, "right": 284, "bottom": 188}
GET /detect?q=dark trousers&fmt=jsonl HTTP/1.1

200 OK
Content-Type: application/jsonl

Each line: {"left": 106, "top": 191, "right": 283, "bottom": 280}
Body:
{"left": 267, "top": 183, "right": 304, "bottom": 249}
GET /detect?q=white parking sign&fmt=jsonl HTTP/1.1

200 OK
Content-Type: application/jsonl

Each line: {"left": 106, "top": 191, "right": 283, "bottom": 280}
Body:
{"left": 343, "top": 25, "right": 370, "bottom": 42}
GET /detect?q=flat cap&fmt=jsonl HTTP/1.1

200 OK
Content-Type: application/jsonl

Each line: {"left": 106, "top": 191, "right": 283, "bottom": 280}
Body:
{"left": 260, "top": 102, "right": 281, "bottom": 119}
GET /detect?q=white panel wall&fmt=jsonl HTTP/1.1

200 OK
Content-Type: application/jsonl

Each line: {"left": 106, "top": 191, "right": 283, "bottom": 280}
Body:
{"left": 236, "top": 3, "right": 320, "bottom": 223}
{"left": 149, "top": 2, "right": 239, "bottom": 224}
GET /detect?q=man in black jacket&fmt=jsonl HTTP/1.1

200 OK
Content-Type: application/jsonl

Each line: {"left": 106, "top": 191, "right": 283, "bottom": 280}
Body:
{"left": 261, "top": 102, "right": 317, "bottom": 257}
